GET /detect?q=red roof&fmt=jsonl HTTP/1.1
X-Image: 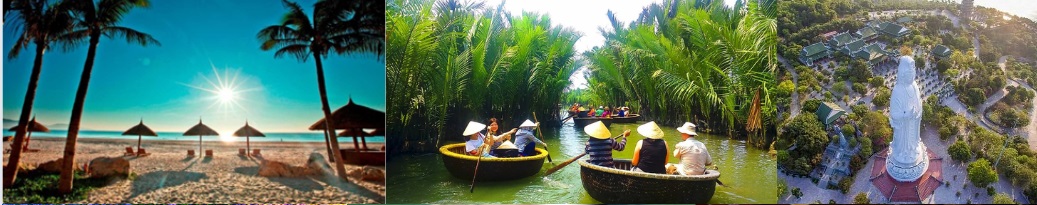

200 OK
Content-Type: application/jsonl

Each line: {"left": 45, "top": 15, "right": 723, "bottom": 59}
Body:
{"left": 869, "top": 148, "right": 943, "bottom": 202}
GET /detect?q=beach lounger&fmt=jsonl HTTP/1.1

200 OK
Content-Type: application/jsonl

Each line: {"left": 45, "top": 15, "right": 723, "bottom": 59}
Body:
{"left": 238, "top": 149, "right": 247, "bottom": 156}
{"left": 188, "top": 149, "right": 195, "bottom": 156}
{"left": 137, "top": 148, "right": 150, "bottom": 157}
{"left": 251, "top": 149, "right": 261, "bottom": 156}
{"left": 125, "top": 147, "right": 135, "bottom": 156}
{"left": 205, "top": 150, "right": 214, "bottom": 157}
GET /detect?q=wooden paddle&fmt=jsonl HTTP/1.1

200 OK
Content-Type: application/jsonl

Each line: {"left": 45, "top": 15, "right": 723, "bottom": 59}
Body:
{"left": 543, "top": 152, "right": 585, "bottom": 176}
{"left": 532, "top": 112, "right": 553, "bottom": 163}
{"left": 470, "top": 128, "right": 496, "bottom": 193}
{"left": 711, "top": 165, "right": 729, "bottom": 188}
{"left": 543, "top": 134, "right": 625, "bottom": 176}
{"left": 470, "top": 144, "right": 485, "bottom": 193}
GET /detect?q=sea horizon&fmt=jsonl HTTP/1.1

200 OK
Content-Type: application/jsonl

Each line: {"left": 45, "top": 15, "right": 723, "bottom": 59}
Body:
{"left": 3, "top": 129, "right": 385, "bottom": 143}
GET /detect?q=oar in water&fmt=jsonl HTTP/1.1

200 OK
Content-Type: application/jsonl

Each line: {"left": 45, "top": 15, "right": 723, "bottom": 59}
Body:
{"left": 532, "top": 112, "right": 553, "bottom": 164}
{"left": 543, "top": 135, "right": 624, "bottom": 176}
{"left": 544, "top": 152, "right": 585, "bottom": 176}
{"left": 470, "top": 147, "right": 485, "bottom": 193}
{"left": 711, "top": 165, "right": 728, "bottom": 188}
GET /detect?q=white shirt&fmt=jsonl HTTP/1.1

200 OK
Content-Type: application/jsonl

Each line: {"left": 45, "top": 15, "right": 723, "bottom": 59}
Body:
{"left": 673, "top": 138, "right": 712, "bottom": 175}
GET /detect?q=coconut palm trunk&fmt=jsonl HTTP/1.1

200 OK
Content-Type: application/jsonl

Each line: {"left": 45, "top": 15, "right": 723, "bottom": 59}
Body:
{"left": 56, "top": 0, "right": 157, "bottom": 193}
{"left": 314, "top": 53, "right": 348, "bottom": 178}
{"left": 57, "top": 32, "right": 100, "bottom": 193}
{"left": 2, "top": 44, "right": 47, "bottom": 187}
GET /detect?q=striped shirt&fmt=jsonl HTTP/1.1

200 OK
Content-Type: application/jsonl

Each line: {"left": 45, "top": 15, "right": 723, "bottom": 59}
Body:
{"left": 585, "top": 136, "right": 627, "bottom": 168}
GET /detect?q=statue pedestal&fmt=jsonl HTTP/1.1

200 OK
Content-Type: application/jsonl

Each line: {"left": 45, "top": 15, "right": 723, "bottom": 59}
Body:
{"left": 884, "top": 143, "right": 929, "bottom": 182}
{"left": 870, "top": 147, "right": 943, "bottom": 202}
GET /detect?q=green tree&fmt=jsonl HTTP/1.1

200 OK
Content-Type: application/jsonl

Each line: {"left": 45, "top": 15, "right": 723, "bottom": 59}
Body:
{"left": 55, "top": 0, "right": 160, "bottom": 193}
{"left": 968, "top": 158, "right": 998, "bottom": 187}
{"left": 387, "top": 0, "right": 580, "bottom": 153}
{"left": 777, "top": 114, "right": 829, "bottom": 175}
{"left": 259, "top": 0, "right": 384, "bottom": 179}
{"left": 873, "top": 88, "right": 891, "bottom": 108}
{"left": 992, "top": 193, "right": 1016, "bottom": 204}
{"left": 3, "top": 0, "right": 74, "bottom": 187}
{"left": 949, "top": 140, "right": 971, "bottom": 162}
{"left": 853, "top": 192, "right": 870, "bottom": 204}
{"left": 586, "top": 0, "right": 777, "bottom": 146}
{"left": 777, "top": 80, "right": 796, "bottom": 99}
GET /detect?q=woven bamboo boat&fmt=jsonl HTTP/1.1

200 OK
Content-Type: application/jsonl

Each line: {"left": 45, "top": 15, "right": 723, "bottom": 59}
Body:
{"left": 609, "top": 114, "right": 640, "bottom": 123}
{"left": 439, "top": 143, "right": 548, "bottom": 181}
{"left": 579, "top": 158, "right": 719, "bottom": 203}
{"left": 572, "top": 117, "right": 612, "bottom": 128}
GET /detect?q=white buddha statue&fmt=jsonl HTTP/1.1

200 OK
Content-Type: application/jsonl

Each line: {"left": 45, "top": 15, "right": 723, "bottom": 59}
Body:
{"left": 886, "top": 55, "right": 929, "bottom": 182}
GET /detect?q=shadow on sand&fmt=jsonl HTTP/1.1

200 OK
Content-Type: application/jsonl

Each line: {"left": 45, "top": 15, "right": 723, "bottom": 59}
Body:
{"left": 129, "top": 171, "right": 207, "bottom": 199}
{"left": 312, "top": 175, "right": 385, "bottom": 203}
{"left": 233, "top": 166, "right": 259, "bottom": 175}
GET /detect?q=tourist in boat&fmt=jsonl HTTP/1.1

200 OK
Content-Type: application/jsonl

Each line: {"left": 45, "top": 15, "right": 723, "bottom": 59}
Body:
{"left": 670, "top": 122, "right": 713, "bottom": 175}
{"left": 617, "top": 107, "right": 627, "bottom": 117}
{"left": 601, "top": 106, "right": 612, "bottom": 118}
{"left": 514, "top": 120, "right": 548, "bottom": 156}
{"left": 463, "top": 121, "right": 490, "bottom": 156}
{"left": 594, "top": 106, "right": 605, "bottom": 117}
{"left": 492, "top": 141, "right": 520, "bottom": 157}
{"left": 631, "top": 121, "right": 669, "bottom": 174}
{"left": 586, "top": 104, "right": 596, "bottom": 117}
{"left": 486, "top": 118, "right": 517, "bottom": 156}
{"left": 584, "top": 121, "right": 630, "bottom": 168}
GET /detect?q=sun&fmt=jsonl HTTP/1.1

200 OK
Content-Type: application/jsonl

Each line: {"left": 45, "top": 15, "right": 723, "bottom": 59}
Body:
{"left": 185, "top": 64, "right": 256, "bottom": 114}
{"left": 219, "top": 132, "right": 236, "bottom": 142}
{"left": 217, "top": 87, "right": 236, "bottom": 103}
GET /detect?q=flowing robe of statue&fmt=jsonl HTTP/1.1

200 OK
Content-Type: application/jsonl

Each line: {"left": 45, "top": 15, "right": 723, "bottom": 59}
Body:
{"left": 886, "top": 55, "right": 929, "bottom": 182}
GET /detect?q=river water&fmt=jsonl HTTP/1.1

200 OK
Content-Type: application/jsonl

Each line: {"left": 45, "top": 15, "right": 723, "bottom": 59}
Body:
{"left": 387, "top": 122, "right": 776, "bottom": 203}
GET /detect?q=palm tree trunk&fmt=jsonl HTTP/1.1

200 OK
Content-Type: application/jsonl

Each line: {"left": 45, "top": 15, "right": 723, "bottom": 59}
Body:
{"left": 314, "top": 53, "right": 348, "bottom": 179}
{"left": 2, "top": 44, "right": 47, "bottom": 187}
{"left": 59, "top": 34, "right": 100, "bottom": 193}
{"left": 323, "top": 126, "right": 334, "bottom": 162}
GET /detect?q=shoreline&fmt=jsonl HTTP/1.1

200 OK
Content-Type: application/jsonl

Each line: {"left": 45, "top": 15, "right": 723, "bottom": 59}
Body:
{"left": 3, "top": 137, "right": 385, "bottom": 204}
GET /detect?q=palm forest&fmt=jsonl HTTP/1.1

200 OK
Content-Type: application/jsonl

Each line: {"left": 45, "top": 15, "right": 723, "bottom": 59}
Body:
{"left": 386, "top": 0, "right": 777, "bottom": 155}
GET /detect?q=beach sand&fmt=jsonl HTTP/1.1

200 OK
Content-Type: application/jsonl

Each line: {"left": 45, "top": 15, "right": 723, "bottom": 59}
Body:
{"left": 2, "top": 137, "right": 384, "bottom": 204}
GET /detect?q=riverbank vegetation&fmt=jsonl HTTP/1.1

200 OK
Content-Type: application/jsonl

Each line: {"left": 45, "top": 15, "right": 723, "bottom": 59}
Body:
{"left": 386, "top": 0, "right": 580, "bottom": 153}
{"left": 582, "top": 0, "right": 777, "bottom": 148}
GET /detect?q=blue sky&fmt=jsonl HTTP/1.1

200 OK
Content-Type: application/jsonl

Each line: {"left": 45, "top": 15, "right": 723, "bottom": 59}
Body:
{"left": 3, "top": 0, "right": 385, "bottom": 132}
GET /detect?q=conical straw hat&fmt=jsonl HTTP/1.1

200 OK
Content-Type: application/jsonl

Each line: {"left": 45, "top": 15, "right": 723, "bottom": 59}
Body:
{"left": 519, "top": 120, "right": 538, "bottom": 128}
{"left": 463, "top": 121, "right": 486, "bottom": 136}
{"left": 498, "top": 141, "right": 518, "bottom": 149}
{"left": 584, "top": 121, "right": 611, "bottom": 139}
{"left": 638, "top": 121, "right": 664, "bottom": 139}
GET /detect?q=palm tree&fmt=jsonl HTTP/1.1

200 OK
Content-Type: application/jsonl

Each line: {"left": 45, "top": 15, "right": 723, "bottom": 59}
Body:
{"left": 584, "top": 0, "right": 776, "bottom": 147}
{"left": 2, "top": 0, "right": 73, "bottom": 187}
{"left": 54, "top": 0, "right": 159, "bottom": 193}
{"left": 386, "top": 0, "right": 581, "bottom": 153}
{"left": 258, "top": 0, "right": 384, "bottom": 179}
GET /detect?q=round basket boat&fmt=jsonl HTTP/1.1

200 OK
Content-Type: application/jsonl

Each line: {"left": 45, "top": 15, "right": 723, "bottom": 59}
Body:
{"left": 439, "top": 143, "right": 548, "bottom": 181}
{"left": 609, "top": 114, "right": 640, "bottom": 123}
{"left": 579, "top": 158, "right": 719, "bottom": 203}
{"left": 572, "top": 117, "right": 612, "bottom": 128}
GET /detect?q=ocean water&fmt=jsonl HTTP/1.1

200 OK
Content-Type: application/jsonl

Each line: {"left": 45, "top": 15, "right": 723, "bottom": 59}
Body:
{"left": 2, "top": 130, "right": 385, "bottom": 143}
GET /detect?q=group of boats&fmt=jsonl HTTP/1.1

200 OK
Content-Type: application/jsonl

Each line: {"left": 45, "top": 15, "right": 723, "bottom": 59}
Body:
{"left": 436, "top": 112, "right": 720, "bottom": 203}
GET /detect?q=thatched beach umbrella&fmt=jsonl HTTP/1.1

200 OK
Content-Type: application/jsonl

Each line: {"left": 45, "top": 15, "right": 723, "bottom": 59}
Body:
{"left": 233, "top": 121, "right": 265, "bottom": 154}
{"left": 121, "top": 119, "right": 158, "bottom": 151}
{"left": 309, "top": 98, "right": 385, "bottom": 151}
{"left": 183, "top": 119, "right": 219, "bottom": 152}
{"left": 7, "top": 116, "right": 49, "bottom": 150}
{"left": 337, "top": 128, "right": 383, "bottom": 137}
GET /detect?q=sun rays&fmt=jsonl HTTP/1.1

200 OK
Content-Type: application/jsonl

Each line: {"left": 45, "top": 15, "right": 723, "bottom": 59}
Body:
{"left": 185, "top": 63, "right": 260, "bottom": 117}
